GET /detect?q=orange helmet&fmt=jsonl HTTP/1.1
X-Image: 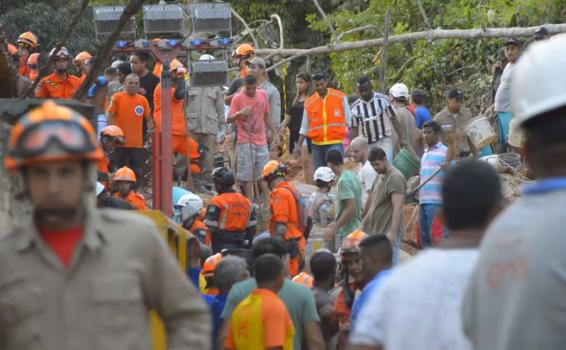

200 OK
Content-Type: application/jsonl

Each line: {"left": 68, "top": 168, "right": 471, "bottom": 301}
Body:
{"left": 100, "top": 125, "right": 124, "bottom": 138}
{"left": 75, "top": 51, "right": 92, "bottom": 63}
{"left": 5, "top": 101, "right": 103, "bottom": 172}
{"left": 203, "top": 253, "right": 222, "bottom": 278}
{"left": 7, "top": 43, "right": 18, "bottom": 56}
{"left": 28, "top": 53, "right": 39, "bottom": 66}
{"left": 262, "top": 160, "right": 288, "bottom": 181}
{"left": 232, "top": 43, "right": 255, "bottom": 59}
{"left": 339, "top": 229, "right": 368, "bottom": 257}
{"left": 291, "top": 272, "right": 314, "bottom": 288}
{"left": 17, "top": 32, "right": 38, "bottom": 49}
{"left": 170, "top": 59, "right": 184, "bottom": 71}
{"left": 113, "top": 166, "right": 136, "bottom": 183}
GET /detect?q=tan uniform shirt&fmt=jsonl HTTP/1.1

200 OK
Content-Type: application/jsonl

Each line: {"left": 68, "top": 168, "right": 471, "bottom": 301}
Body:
{"left": 185, "top": 86, "right": 225, "bottom": 135}
{"left": 0, "top": 208, "right": 210, "bottom": 350}
{"left": 433, "top": 107, "right": 474, "bottom": 154}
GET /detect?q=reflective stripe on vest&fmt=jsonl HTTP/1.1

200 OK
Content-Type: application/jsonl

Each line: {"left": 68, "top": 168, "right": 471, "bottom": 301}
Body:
{"left": 305, "top": 88, "right": 347, "bottom": 144}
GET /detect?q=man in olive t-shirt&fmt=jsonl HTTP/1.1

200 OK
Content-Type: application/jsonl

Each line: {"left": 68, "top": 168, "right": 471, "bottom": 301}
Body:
{"left": 363, "top": 147, "right": 406, "bottom": 264}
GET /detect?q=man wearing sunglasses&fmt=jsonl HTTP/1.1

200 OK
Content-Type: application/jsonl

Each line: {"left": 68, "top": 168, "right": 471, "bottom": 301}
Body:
{"left": 0, "top": 101, "right": 211, "bottom": 349}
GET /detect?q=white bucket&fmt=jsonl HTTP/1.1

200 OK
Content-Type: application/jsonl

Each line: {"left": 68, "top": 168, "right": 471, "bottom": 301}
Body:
{"left": 465, "top": 116, "right": 497, "bottom": 149}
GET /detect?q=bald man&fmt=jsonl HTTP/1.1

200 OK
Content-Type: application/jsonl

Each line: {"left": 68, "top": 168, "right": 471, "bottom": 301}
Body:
{"left": 349, "top": 136, "right": 378, "bottom": 207}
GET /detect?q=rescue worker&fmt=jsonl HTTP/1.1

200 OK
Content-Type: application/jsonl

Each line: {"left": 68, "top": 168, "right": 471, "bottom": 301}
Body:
{"left": 97, "top": 125, "right": 125, "bottom": 183}
{"left": 177, "top": 192, "right": 209, "bottom": 244}
{"left": 297, "top": 71, "right": 352, "bottom": 169}
{"left": 1, "top": 100, "right": 210, "bottom": 349}
{"left": 16, "top": 31, "right": 37, "bottom": 78}
{"left": 462, "top": 32, "right": 566, "bottom": 350}
{"left": 73, "top": 50, "right": 92, "bottom": 82}
{"left": 262, "top": 160, "right": 307, "bottom": 276}
{"left": 27, "top": 52, "right": 39, "bottom": 81}
{"left": 232, "top": 43, "right": 255, "bottom": 78}
{"left": 152, "top": 59, "right": 206, "bottom": 192}
{"left": 205, "top": 167, "right": 257, "bottom": 253}
{"left": 335, "top": 229, "right": 367, "bottom": 349}
{"left": 201, "top": 253, "right": 222, "bottom": 296}
{"left": 35, "top": 47, "right": 81, "bottom": 99}
{"left": 112, "top": 166, "right": 147, "bottom": 210}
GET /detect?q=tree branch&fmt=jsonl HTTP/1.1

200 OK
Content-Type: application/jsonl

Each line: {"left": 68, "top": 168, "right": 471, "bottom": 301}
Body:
{"left": 227, "top": 3, "right": 259, "bottom": 48}
{"left": 378, "top": 9, "right": 391, "bottom": 93}
{"left": 415, "top": 0, "right": 432, "bottom": 30}
{"left": 336, "top": 25, "right": 381, "bottom": 43}
{"left": 311, "top": 0, "right": 337, "bottom": 39}
{"left": 73, "top": 0, "right": 145, "bottom": 100}
{"left": 24, "top": 0, "right": 91, "bottom": 97}
{"left": 260, "top": 23, "right": 566, "bottom": 67}
{"left": 270, "top": 14, "right": 285, "bottom": 50}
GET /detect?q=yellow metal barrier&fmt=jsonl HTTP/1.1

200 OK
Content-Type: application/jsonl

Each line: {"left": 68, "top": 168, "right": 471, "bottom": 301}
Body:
{"left": 137, "top": 210, "right": 200, "bottom": 350}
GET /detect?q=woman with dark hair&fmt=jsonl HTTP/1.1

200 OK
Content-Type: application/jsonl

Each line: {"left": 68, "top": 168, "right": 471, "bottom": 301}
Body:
{"left": 281, "top": 72, "right": 315, "bottom": 183}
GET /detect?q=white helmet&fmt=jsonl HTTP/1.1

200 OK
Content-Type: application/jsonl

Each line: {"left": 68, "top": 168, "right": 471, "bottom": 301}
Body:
{"left": 314, "top": 166, "right": 336, "bottom": 182}
{"left": 177, "top": 193, "right": 204, "bottom": 222}
{"left": 111, "top": 60, "right": 124, "bottom": 68}
{"left": 389, "top": 83, "right": 409, "bottom": 99}
{"left": 49, "top": 46, "right": 71, "bottom": 59}
{"left": 199, "top": 54, "right": 215, "bottom": 61}
{"left": 95, "top": 182, "right": 105, "bottom": 196}
{"left": 512, "top": 33, "right": 566, "bottom": 125}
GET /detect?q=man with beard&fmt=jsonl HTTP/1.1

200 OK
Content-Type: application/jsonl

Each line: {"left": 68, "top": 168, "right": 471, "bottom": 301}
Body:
{"left": 0, "top": 101, "right": 210, "bottom": 350}
{"left": 35, "top": 47, "right": 82, "bottom": 99}
{"left": 362, "top": 147, "right": 406, "bottom": 265}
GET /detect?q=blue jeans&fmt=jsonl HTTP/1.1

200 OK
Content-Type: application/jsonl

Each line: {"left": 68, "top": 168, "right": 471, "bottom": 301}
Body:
{"left": 497, "top": 111, "right": 513, "bottom": 153}
{"left": 311, "top": 143, "right": 344, "bottom": 170}
{"left": 420, "top": 204, "right": 441, "bottom": 247}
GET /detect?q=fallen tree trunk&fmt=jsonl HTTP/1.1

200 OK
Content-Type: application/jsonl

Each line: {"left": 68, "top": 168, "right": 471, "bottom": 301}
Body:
{"left": 260, "top": 23, "right": 566, "bottom": 71}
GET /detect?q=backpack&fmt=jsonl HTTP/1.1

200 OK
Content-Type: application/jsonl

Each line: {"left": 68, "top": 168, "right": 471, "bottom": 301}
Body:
{"left": 282, "top": 185, "right": 313, "bottom": 240}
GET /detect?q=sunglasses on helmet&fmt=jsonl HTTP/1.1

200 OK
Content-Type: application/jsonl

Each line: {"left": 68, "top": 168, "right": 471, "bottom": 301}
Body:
{"left": 13, "top": 120, "right": 95, "bottom": 158}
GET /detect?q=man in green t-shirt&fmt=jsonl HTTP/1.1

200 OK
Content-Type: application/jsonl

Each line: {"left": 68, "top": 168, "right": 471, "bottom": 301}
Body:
{"left": 324, "top": 149, "right": 363, "bottom": 252}
{"left": 219, "top": 238, "right": 324, "bottom": 350}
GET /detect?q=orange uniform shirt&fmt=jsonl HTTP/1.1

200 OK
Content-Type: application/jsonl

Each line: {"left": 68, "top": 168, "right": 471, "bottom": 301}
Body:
{"left": 108, "top": 91, "right": 150, "bottom": 148}
{"left": 188, "top": 219, "right": 209, "bottom": 244}
{"left": 269, "top": 181, "right": 305, "bottom": 276}
{"left": 18, "top": 56, "right": 30, "bottom": 78}
{"left": 153, "top": 83, "right": 186, "bottom": 136}
{"left": 35, "top": 72, "right": 82, "bottom": 99}
{"left": 115, "top": 191, "right": 147, "bottom": 210}
{"left": 269, "top": 181, "right": 304, "bottom": 242}
{"left": 226, "top": 288, "right": 294, "bottom": 350}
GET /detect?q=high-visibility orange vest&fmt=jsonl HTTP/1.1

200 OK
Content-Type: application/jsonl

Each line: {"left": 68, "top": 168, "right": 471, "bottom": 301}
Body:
{"left": 205, "top": 191, "right": 255, "bottom": 253}
{"left": 304, "top": 88, "right": 347, "bottom": 145}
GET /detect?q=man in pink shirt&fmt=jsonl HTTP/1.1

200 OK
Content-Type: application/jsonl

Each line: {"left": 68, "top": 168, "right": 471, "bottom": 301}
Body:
{"left": 227, "top": 73, "right": 278, "bottom": 211}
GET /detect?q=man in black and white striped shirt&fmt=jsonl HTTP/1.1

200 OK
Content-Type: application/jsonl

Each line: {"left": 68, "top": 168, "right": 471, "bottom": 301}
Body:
{"left": 350, "top": 76, "right": 402, "bottom": 161}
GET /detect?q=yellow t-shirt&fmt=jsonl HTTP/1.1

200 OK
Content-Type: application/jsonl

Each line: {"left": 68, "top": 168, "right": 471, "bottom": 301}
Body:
{"left": 225, "top": 288, "right": 295, "bottom": 350}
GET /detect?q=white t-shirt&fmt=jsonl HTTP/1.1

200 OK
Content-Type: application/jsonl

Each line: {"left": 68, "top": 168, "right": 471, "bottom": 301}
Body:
{"left": 349, "top": 248, "right": 478, "bottom": 350}
{"left": 358, "top": 160, "right": 378, "bottom": 206}
{"left": 494, "top": 62, "right": 515, "bottom": 112}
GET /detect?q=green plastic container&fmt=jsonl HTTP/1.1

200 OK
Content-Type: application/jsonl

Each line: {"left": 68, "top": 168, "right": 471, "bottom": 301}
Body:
{"left": 393, "top": 148, "right": 421, "bottom": 179}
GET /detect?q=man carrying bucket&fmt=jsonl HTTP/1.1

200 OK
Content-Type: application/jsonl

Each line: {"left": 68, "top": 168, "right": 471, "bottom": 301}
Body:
{"left": 433, "top": 88, "right": 476, "bottom": 160}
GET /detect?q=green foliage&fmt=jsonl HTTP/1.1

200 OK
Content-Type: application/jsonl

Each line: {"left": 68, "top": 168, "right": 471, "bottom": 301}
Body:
{"left": 1, "top": 2, "right": 98, "bottom": 56}
{"left": 308, "top": 0, "right": 566, "bottom": 114}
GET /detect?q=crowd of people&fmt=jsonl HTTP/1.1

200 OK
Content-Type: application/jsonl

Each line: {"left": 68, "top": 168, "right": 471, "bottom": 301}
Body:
{"left": 2, "top": 25, "right": 565, "bottom": 350}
